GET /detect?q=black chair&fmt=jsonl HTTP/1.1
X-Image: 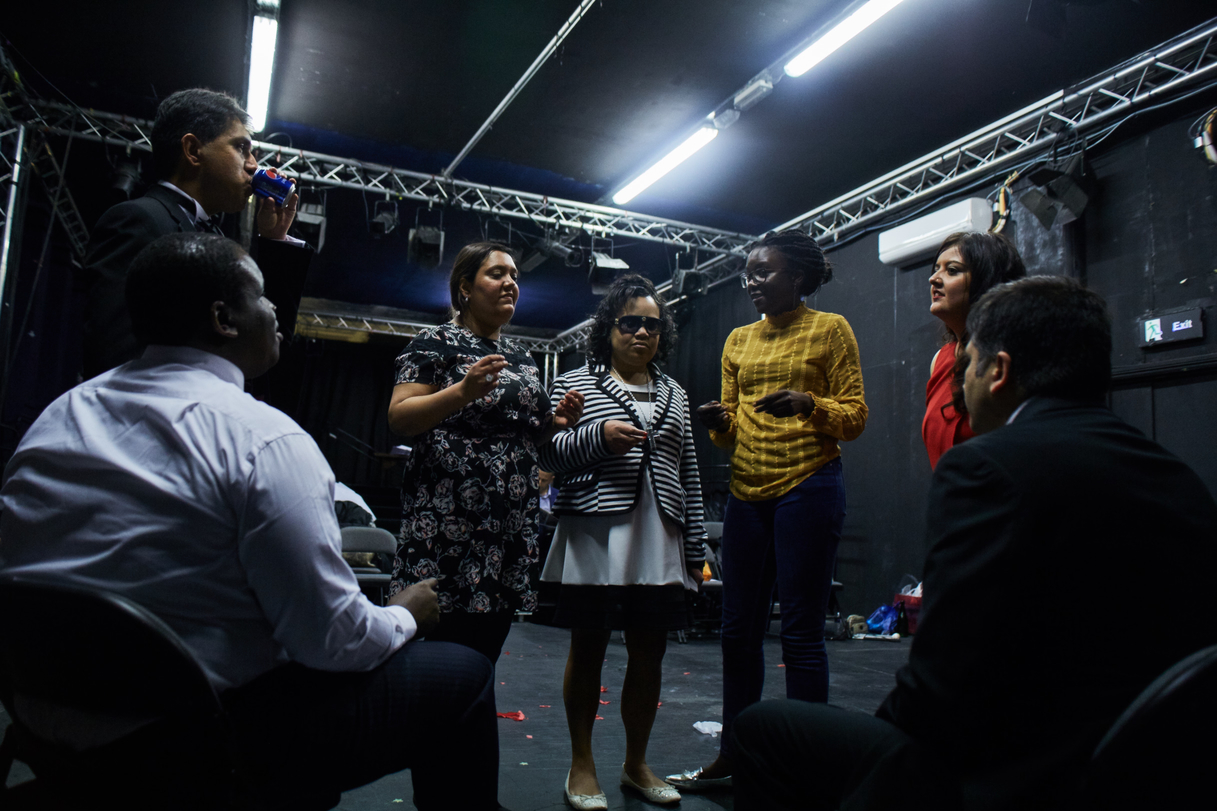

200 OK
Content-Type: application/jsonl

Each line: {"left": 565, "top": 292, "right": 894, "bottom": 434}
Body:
{"left": 0, "top": 578, "right": 247, "bottom": 809}
{"left": 1084, "top": 642, "right": 1217, "bottom": 810}
{"left": 339, "top": 525, "right": 397, "bottom": 605}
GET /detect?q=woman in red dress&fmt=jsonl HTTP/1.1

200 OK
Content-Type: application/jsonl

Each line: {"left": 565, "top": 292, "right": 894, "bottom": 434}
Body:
{"left": 923, "top": 231, "right": 1025, "bottom": 468}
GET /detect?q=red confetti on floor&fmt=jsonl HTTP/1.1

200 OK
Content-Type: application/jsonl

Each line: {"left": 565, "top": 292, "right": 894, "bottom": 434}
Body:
{"left": 526, "top": 735, "right": 533, "bottom": 739}
{"left": 600, "top": 686, "right": 608, "bottom": 692}
{"left": 657, "top": 702, "right": 663, "bottom": 707}
{"left": 594, "top": 715, "right": 605, "bottom": 720}
{"left": 496, "top": 711, "right": 526, "bottom": 721}
{"left": 777, "top": 664, "right": 786, "bottom": 668}
{"left": 539, "top": 705, "right": 551, "bottom": 708}
{"left": 599, "top": 700, "right": 609, "bottom": 705}
{"left": 503, "top": 651, "right": 510, "bottom": 655}
{"left": 683, "top": 672, "right": 690, "bottom": 675}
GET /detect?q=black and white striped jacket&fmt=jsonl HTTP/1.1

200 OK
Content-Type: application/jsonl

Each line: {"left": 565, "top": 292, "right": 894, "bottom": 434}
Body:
{"left": 539, "top": 362, "right": 707, "bottom": 563}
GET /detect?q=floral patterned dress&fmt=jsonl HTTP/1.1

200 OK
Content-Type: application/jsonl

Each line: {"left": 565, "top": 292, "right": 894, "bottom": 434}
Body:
{"left": 390, "top": 323, "right": 551, "bottom": 614}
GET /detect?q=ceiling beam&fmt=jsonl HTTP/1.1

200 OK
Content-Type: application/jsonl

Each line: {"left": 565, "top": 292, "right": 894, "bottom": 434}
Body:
{"left": 443, "top": 0, "right": 601, "bottom": 179}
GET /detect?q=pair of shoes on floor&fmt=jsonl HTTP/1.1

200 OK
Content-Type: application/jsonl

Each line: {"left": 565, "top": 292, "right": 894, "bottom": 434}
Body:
{"left": 621, "top": 765, "right": 681, "bottom": 805}
{"left": 664, "top": 766, "right": 733, "bottom": 791}
{"left": 564, "top": 769, "right": 608, "bottom": 811}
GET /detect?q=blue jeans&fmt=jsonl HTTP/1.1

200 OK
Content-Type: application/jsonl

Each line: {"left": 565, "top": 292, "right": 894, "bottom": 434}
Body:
{"left": 719, "top": 457, "right": 846, "bottom": 758}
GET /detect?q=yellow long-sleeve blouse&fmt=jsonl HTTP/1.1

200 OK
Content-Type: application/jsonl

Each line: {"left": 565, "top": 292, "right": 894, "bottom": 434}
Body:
{"left": 709, "top": 304, "right": 867, "bottom": 501}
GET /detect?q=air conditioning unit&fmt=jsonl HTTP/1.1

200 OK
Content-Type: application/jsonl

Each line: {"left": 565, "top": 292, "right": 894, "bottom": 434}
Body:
{"left": 877, "top": 198, "right": 992, "bottom": 266}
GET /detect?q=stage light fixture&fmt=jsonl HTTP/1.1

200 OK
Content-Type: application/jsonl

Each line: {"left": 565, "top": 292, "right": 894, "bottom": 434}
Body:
{"left": 612, "top": 127, "right": 718, "bottom": 206}
{"left": 547, "top": 241, "right": 585, "bottom": 268}
{"left": 110, "top": 159, "right": 141, "bottom": 201}
{"left": 1019, "top": 153, "right": 1090, "bottom": 229}
{"left": 587, "top": 252, "right": 629, "bottom": 295}
{"left": 408, "top": 226, "right": 445, "bottom": 268}
{"left": 671, "top": 264, "right": 707, "bottom": 298}
{"left": 294, "top": 201, "right": 326, "bottom": 254}
{"left": 246, "top": 1, "right": 280, "bottom": 133}
{"left": 784, "top": 0, "right": 906, "bottom": 77}
{"left": 520, "top": 239, "right": 583, "bottom": 273}
{"left": 370, "top": 200, "right": 399, "bottom": 237}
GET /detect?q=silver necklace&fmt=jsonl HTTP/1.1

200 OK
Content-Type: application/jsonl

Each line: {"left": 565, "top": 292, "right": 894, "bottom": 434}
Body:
{"left": 611, "top": 367, "right": 653, "bottom": 431}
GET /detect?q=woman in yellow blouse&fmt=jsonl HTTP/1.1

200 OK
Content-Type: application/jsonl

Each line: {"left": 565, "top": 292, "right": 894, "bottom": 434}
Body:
{"left": 668, "top": 229, "right": 867, "bottom": 791}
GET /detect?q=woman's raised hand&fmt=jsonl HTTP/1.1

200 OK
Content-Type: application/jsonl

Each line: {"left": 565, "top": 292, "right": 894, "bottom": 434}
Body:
{"left": 553, "top": 389, "right": 585, "bottom": 430}
{"left": 459, "top": 355, "right": 509, "bottom": 401}
{"left": 696, "top": 401, "right": 730, "bottom": 431}
{"left": 604, "top": 420, "right": 648, "bottom": 454}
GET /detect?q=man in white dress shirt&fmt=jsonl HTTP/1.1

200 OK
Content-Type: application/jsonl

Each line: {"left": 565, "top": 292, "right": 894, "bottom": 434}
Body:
{"left": 0, "top": 233, "right": 500, "bottom": 810}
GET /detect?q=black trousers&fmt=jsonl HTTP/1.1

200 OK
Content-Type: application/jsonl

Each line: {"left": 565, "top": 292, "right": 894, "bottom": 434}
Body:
{"left": 424, "top": 609, "right": 516, "bottom": 664}
{"left": 733, "top": 700, "right": 962, "bottom": 811}
{"left": 222, "top": 640, "right": 498, "bottom": 811}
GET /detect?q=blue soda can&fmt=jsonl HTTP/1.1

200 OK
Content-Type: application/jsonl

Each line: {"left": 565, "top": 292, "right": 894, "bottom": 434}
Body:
{"left": 251, "top": 168, "right": 295, "bottom": 205}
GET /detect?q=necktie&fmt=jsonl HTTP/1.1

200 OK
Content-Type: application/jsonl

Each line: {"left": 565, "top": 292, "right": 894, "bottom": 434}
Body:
{"left": 197, "top": 217, "right": 224, "bottom": 236}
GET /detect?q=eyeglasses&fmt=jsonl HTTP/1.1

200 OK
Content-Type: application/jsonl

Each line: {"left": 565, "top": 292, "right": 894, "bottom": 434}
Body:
{"left": 614, "top": 315, "right": 664, "bottom": 335}
{"left": 739, "top": 268, "right": 782, "bottom": 287}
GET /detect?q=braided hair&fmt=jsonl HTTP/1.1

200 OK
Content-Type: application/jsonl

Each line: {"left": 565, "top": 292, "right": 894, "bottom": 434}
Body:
{"left": 754, "top": 229, "right": 833, "bottom": 298}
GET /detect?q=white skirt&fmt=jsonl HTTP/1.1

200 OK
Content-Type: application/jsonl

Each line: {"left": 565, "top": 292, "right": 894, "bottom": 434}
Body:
{"left": 541, "top": 470, "right": 699, "bottom": 591}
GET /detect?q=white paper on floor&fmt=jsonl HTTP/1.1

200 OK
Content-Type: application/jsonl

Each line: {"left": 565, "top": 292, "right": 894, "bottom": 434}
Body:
{"left": 693, "top": 721, "right": 723, "bottom": 737}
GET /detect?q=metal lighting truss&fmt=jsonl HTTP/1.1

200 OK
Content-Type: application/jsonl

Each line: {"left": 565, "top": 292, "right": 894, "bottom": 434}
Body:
{"left": 777, "top": 18, "right": 1217, "bottom": 243}
{"left": 296, "top": 307, "right": 558, "bottom": 354}
{"left": 295, "top": 305, "right": 564, "bottom": 388}
{"left": 554, "top": 19, "right": 1217, "bottom": 350}
{"left": 22, "top": 100, "right": 755, "bottom": 257}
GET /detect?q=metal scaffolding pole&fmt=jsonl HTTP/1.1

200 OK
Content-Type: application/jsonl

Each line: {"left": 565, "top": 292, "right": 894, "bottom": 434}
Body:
{"left": 0, "top": 124, "right": 27, "bottom": 335}
{"left": 444, "top": 0, "right": 600, "bottom": 178}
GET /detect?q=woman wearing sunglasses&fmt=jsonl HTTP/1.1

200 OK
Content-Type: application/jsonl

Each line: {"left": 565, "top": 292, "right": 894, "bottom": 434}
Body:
{"left": 668, "top": 229, "right": 867, "bottom": 792}
{"left": 540, "top": 274, "right": 707, "bottom": 809}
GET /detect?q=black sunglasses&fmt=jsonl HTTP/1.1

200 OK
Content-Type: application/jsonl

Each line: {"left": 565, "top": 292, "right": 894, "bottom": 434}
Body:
{"left": 614, "top": 315, "right": 664, "bottom": 335}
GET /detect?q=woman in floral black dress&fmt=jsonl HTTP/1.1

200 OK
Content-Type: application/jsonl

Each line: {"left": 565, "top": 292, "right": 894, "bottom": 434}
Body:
{"left": 388, "top": 242, "right": 583, "bottom": 664}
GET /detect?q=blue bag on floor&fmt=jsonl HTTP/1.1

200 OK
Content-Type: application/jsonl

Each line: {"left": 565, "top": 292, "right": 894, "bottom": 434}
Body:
{"left": 866, "top": 604, "right": 898, "bottom": 634}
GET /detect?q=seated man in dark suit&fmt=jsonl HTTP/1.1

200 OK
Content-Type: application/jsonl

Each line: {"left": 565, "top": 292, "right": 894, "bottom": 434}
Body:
{"left": 731, "top": 276, "right": 1217, "bottom": 811}
{"left": 1, "top": 233, "right": 499, "bottom": 810}
{"left": 82, "top": 88, "right": 311, "bottom": 379}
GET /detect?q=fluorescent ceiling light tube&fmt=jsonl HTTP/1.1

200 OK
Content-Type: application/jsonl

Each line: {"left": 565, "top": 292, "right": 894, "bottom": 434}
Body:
{"left": 784, "top": 0, "right": 905, "bottom": 77}
{"left": 612, "top": 127, "right": 718, "bottom": 205}
{"left": 247, "top": 14, "right": 278, "bottom": 133}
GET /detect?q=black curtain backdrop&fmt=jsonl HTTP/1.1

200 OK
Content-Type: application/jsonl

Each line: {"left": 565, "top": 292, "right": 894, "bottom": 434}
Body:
{"left": 267, "top": 337, "right": 409, "bottom": 523}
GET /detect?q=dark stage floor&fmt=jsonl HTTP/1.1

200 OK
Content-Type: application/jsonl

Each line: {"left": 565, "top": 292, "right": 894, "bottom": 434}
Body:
{"left": 2, "top": 620, "right": 911, "bottom": 809}
{"left": 339, "top": 620, "right": 909, "bottom": 811}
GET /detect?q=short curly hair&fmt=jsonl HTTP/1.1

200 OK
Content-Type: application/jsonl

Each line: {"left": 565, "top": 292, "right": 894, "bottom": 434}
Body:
{"left": 584, "top": 274, "right": 676, "bottom": 368}
{"left": 753, "top": 229, "right": 833, "bottom": 297}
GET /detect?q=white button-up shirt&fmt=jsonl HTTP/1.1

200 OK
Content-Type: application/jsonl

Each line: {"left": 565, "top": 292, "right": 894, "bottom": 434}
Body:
{"left": 0, "top": 346, "right": 414, "bottom": 691}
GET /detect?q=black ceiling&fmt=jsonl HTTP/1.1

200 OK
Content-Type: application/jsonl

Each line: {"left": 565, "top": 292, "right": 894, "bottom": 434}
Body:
{"left": 3, "top": 0, "right": 1214, "bottom": 328}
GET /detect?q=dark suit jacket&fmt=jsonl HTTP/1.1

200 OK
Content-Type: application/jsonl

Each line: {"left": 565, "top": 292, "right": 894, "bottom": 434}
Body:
{"left": 877, "top": 396, "right": 1217, "bottom": 810}
{"left": 81, "top": 184, "right": 312, "bottom": 379}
